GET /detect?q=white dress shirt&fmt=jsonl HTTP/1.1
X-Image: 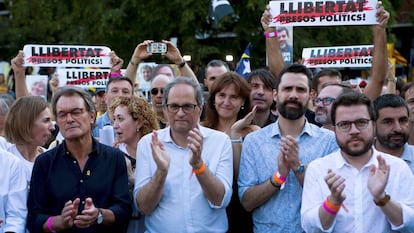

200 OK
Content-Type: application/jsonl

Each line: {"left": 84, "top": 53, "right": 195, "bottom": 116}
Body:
{"left": 0, "top": 148, "right": 28, "bottom": 233}
{"left": 301, "top": 147, "right": 414, "bottom": 233}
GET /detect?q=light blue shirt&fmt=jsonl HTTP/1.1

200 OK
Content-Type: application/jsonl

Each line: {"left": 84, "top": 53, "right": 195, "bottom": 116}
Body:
{"left": 238, "top": 120, "right": 338, "bottom": 233}
{"left": 401, "top": 143, "right": 414, "bottom": 174}
{"left": 134, "top": 126, "right": 233, "bottom": 233}
{"left": 92, "top": 112, "right": 112, "bottom": 138}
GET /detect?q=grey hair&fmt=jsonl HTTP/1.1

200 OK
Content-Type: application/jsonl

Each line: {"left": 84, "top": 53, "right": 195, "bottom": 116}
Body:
{"left": 51, "top": 86, "right": 96, "bottom": 118}
{"left": 162, "top": 77, "right": 204, "bottom": 107}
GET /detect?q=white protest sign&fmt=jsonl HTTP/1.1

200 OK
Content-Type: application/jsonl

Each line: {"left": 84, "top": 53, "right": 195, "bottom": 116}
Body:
{"left": 23, "top": 44, "right": 112, "bottom": 67}
{"left": 56, "top": 68, "right": 126, "bottom": 88}
{"left": 269, "top": 0, "right": 378, "bottom": 27}
{"left": 302, "top": 45, "right": 374, "bottom": 68}
{"left": 57, "top": 69, "right": 111, "bottom": 88}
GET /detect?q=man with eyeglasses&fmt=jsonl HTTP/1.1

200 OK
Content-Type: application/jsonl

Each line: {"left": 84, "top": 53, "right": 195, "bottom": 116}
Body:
{"left": 373, "top": 94, "right": 414, "bottom": 173}
{"left": 301, "top": 91, "right": 414, "bottom": 232}
{"left": 134, "top": 77, "right": 233, "bottom": 232}
{"left": 150, "top": 74, "right": 172, "bottom": 128}
{"left": 27, "top": 86, "right": 132, "bottom": 233}
{"left": 315, "top": 83, "right": 353, "bottom": 131}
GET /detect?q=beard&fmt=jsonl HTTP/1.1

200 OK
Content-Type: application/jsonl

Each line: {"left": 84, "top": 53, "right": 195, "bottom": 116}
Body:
{"left": 277, "top": 99, "right": 307, "bottom": 120}
{"left": 337, "top": 135, "right": 373, "bottom": 157}
{"left": 376, "top": 132, "right": 408, "bottom": 149}
{"left": 315, "top": 107, "right": 329, "bottom": 125}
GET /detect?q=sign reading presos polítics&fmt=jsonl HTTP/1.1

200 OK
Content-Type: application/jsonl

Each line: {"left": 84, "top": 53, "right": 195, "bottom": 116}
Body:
{"left": 302, "top": 45, "right": 374, "bottom": 68}
{"left": 23, "top": 44, "right": 112, "bottom": 67}
{"left": 57, "top": 69, "right": 111, "bottom": 88}
{"left": 269, "top": 0, "right": 378, "bottom": 27}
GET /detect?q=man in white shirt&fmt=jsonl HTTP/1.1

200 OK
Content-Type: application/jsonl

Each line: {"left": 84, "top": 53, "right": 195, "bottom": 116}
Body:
{"left": 134, "top": 77, "right": 233, "bottom": 232}
{"left": 301, "top": 91, "right": 414, "bottom": 232}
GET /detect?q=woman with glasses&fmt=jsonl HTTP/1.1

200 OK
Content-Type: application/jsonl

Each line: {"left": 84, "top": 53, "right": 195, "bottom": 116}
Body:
{"left": 108, "top": 95, "right": 159, "bottom": 233}
{"left": 202, "top": 71, "right": 259, "bottom": 233}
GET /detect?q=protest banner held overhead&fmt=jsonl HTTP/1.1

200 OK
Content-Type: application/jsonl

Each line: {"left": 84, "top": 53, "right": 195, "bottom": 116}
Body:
{"left": 269, "top": 0, "right": 378, "bottom": 27}
{"left": 23, "top": 44, "right": 112, "bottom": 67}
{"left": 302, "top": 45, "right": 374, "bottom": 68}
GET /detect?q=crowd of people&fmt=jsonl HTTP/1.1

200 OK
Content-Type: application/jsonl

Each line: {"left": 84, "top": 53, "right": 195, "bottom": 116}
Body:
{"left": 1, "top": 2, "right": 414, "bottom": 233}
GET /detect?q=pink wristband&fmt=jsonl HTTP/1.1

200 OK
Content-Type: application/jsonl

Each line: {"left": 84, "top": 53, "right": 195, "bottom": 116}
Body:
{"left": 47, "top": 216, "right": 56, "bottom": 233}
{"left": 264, "top": 31, "right": 278, "bottom": 38}
{"left": 323, "top": 202, "right": 338, "bottom": 215}
{"left": 110, "top": 71, "right": 122, "bottom": 77}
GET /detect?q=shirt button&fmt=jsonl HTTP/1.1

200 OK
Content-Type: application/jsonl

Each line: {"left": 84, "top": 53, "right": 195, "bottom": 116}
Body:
{"left": 80, "top": 180, "right": 83, "bottom": 183}
{"left": 82, "top": 201, "right": 85, "bottom": 204}
{"left": 73, "top": 161, "right": 77, "bottom": 164}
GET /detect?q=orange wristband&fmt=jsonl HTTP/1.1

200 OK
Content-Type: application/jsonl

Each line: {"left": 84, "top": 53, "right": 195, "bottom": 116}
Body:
{"left": 325, "top": 198, "right": 341, "bottom": 212}
{"left": 193, "top": 162, "right": 206, "bottom": 175}
{"left": 273, "top": 172, "right": 286, "bottom": 185}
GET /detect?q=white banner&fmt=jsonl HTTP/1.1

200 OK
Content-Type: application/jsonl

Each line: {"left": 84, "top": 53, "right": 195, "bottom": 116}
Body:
{"left": 23, "top": 44, "right": 112, "bottom": 67}
{"left": 57, "top": 69, "right": 112, "bottom": 88}
{"left": 302, "top": 45, "right": 374, "bottom": 68}
{"left": 269, "top": 0, "right": 378, "bottom": 27}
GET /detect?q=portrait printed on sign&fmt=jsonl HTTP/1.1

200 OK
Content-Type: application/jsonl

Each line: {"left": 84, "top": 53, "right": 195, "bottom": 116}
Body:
{"left": 277, "top": 26, "right": 294, "bottom": 64}
{"left": 136, "top": 62, "right": 156, "bottom": 98}
{"left": 26, "top": 75, "right": 48, "bottom": 99}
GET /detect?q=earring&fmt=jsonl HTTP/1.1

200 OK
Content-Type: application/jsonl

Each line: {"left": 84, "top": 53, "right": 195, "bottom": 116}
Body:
{"left": 136, "top": 128, "right": 139, "bottom": 132}
{"left": 241, "top": 105, "right": 244, "bottom": 110}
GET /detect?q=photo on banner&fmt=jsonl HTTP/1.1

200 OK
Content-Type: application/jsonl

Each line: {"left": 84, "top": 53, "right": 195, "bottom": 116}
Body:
{"left": 26, "top": 75, "right": 48, "bottom": 99}
{"left": 266, "top": 26, "right": 294, "bottom": 65}
{"left": 136, "top": 62, "right": 157, "bottom": 99}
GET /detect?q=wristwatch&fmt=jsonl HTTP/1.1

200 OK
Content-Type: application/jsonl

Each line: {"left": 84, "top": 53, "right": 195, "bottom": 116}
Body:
{"left": 295, "top": 163, "right": 305, "bottom": 174}
{"left": 97, "top": 209, "right": 104, "bottom": 224}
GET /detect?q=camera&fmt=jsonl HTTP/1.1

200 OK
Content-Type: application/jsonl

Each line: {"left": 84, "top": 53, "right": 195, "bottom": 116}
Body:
{"left": 147, "top": 42, "right": 167, "bottom": 54}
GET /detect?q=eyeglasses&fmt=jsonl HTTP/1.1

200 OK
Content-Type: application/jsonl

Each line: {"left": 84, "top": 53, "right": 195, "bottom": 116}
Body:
{"left": 56, "top": 108, "right": 85, "bottom": 120}
{"left": 335, "top": 118, "right": 371, "bottom": 132}
{"left": 314, "top": 97, "right": 336, "bottom": 106}
{"left": 165, "top": 103, "right": 197, "bottom": 113}
{"left": 151, "top": 88, "right": 164, "bottom": 95}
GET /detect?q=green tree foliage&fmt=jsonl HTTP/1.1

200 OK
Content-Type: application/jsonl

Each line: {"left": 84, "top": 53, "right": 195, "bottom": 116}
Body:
{"left": 0, "top": 0, "right": 399, "bottom": 69}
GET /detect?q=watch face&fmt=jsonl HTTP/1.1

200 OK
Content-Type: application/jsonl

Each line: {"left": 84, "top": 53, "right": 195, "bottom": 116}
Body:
{"left": 297, "top": 164, "right": 305, "bottom": 173}
{"left": 97, "top": 212, "right": 104, "bottom": 224}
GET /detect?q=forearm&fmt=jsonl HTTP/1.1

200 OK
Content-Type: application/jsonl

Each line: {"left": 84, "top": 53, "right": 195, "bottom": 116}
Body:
{"left": 380, "top": 200, "right": 403, "bottom": 226}
{"left": 241, "top": 178, "right": 280, "bottom": 211}
{"left": 100, "top": 208, "right": 115, "bottom": 225}
{"left": 179, "top": 63, "right": 198, "bottom": 83}
{"left": 231, "top": 142, "right": 242, "bottom": 181}
{"left": 124, "top": 59, "right": 141, "bottom": 85}
{"left": 14, "top": 70, "right": 29, "bottom": 98}
{"left": 319, "top": 205, "right": 336, "bottom": 230}
{"left": 266, "top": 32, "right": 285, "bottom": 78}
{"left": 196, "top": 168, "right": 226, "bottom": 206}
{"left": 364, "top": 26, "right": 387, "bottom": 100}
{"left": 136, "top": 170, "right": 167, "bottom": 215}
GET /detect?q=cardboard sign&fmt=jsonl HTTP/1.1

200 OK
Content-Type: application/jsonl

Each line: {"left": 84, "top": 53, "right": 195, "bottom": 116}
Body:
{"left": 269, "top": 0, "right": 378, "bottom": 27}
{"left": 23, "top": 44, "right": 112, "bottom": 67}
{"left": 302, "top": 45, "right": 374, "bottom": 68}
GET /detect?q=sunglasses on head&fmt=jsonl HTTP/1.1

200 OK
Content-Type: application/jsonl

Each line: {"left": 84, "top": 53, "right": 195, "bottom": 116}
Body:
{"left": 150, "top": 88, "right": 164, "bottom": 95}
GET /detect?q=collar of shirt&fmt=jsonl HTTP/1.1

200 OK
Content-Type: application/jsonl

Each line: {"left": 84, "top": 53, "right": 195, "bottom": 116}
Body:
{"left": 334, "top": 146, "right": 380, "bottom": 170}
{"left": 401, "top": 143, "right": 414, "bottom": 163}
{"left": 269, "top": 119, "right": 314, "bottom": 138}
{"left": 157, "top": 125, "right": 212, "bottom": 145}
{"left": 62, "top": 137, "right": 99, "bottom": 158}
